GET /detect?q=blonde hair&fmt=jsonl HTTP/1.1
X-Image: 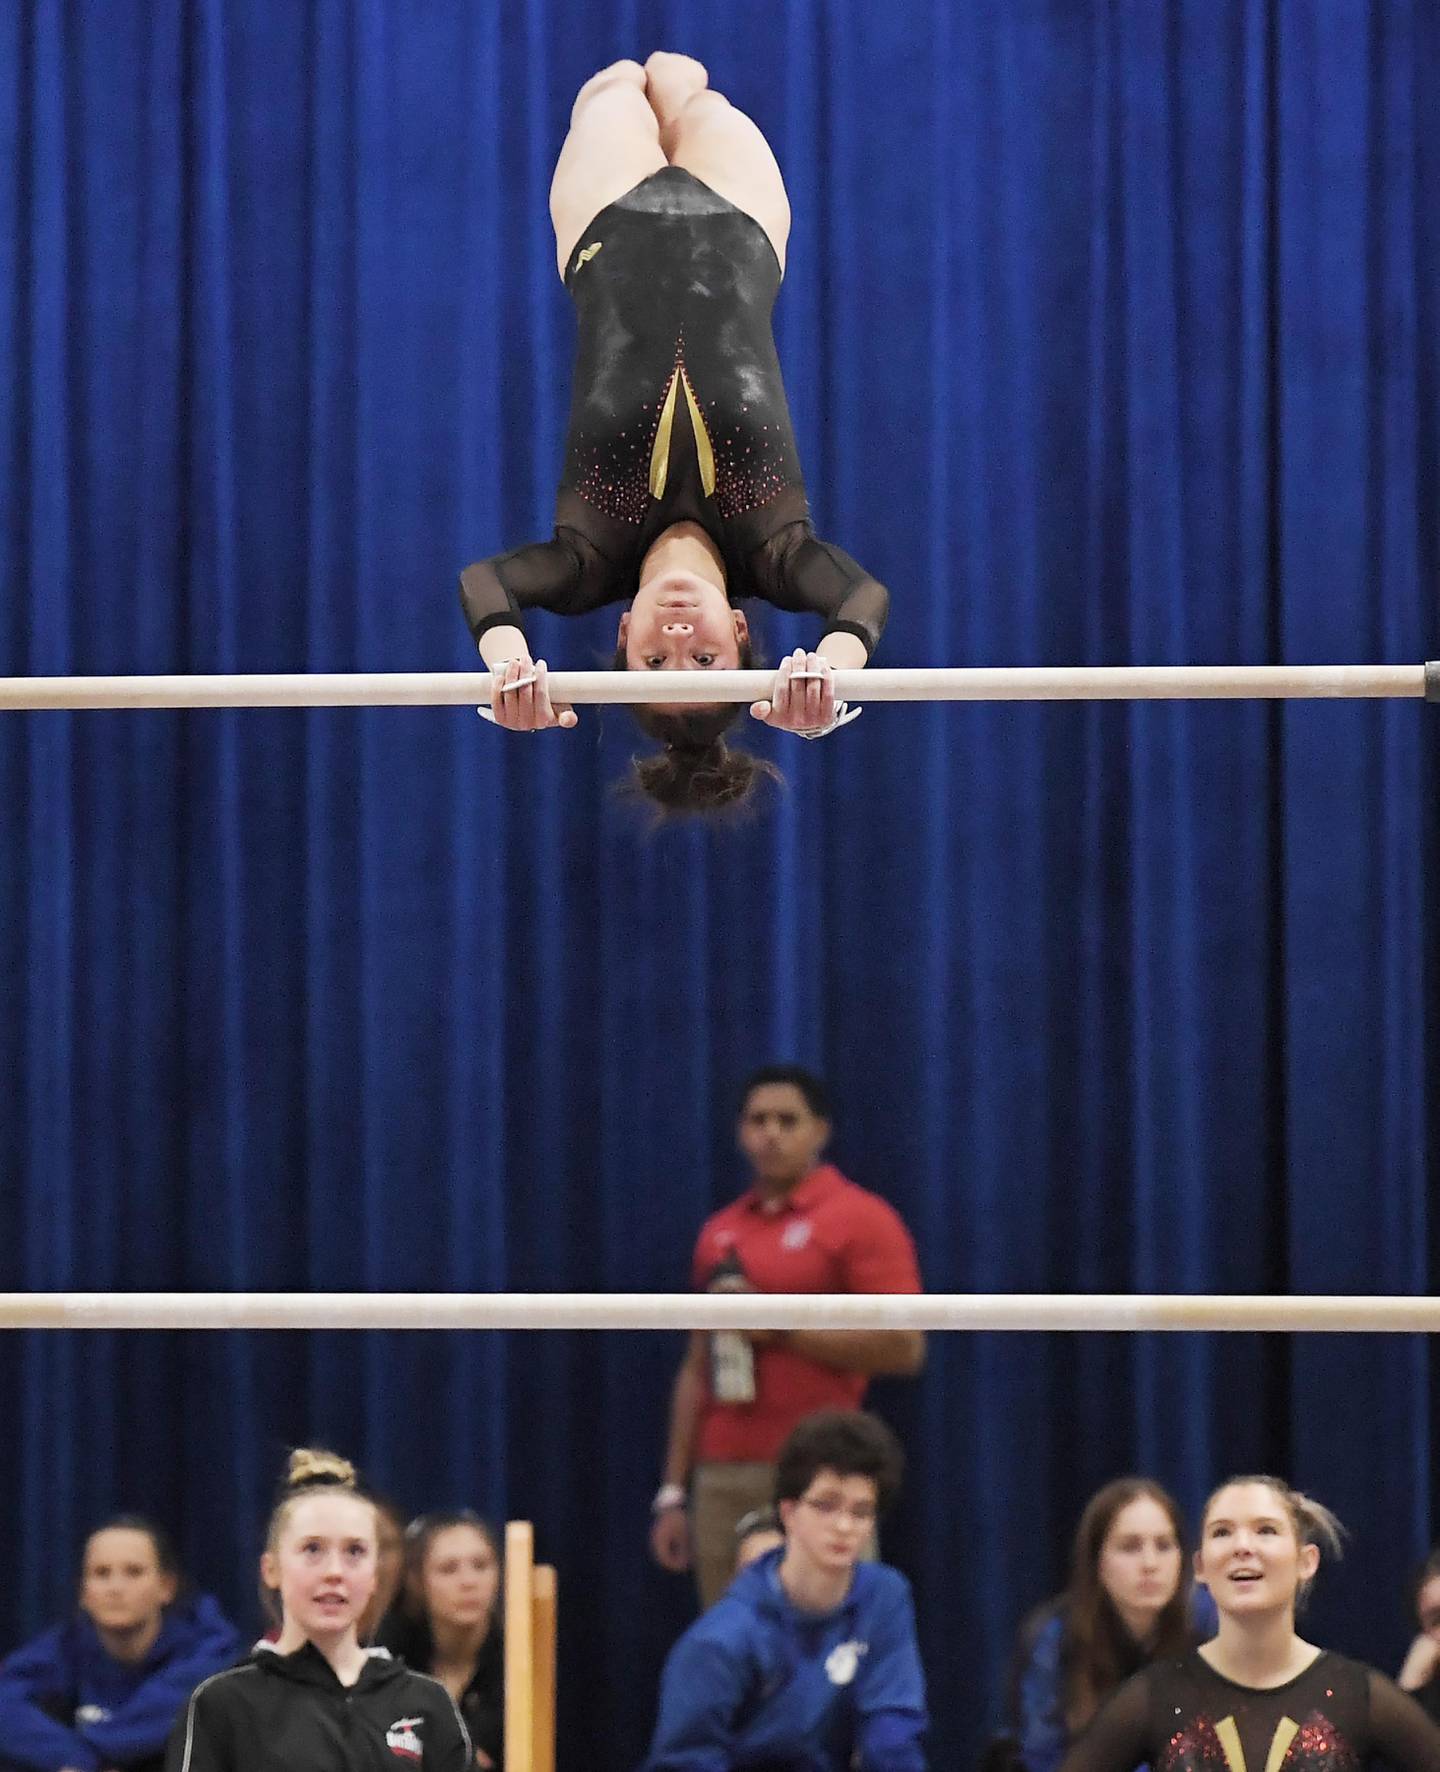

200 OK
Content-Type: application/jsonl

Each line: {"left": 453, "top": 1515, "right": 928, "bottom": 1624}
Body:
{"left": 260, "top": 1447, "right": 376, "bottom": 1629}
{"left": 1201, "top": 1475, "right": 1346, "bottom": 1608}
{"left": 265, "top": 1447, "right": 372, "bottom": 1553}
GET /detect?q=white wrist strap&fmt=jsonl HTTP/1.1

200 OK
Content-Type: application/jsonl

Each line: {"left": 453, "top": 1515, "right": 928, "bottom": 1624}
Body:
{"left": 796, "top": 701, "right": 863, "bottom": 740}
{"left": 477, "top": 659, "right": 537, "bottom": 722}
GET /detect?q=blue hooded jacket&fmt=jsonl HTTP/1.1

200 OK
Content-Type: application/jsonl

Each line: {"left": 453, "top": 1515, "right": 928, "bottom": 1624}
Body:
{"left": 643, "top": 1550, "right": 927, "bottom": 1772}
{"left": 0, "top": 1593, "right": 240, "bottom": 1772}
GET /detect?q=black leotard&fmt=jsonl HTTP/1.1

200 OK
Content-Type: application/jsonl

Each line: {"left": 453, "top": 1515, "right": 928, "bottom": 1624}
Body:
{"left": 459, "top": 168, "right": 888, "bottom": 655}
{"left": 1057, "top": 1652, "right": 1440, "bottom": 1772}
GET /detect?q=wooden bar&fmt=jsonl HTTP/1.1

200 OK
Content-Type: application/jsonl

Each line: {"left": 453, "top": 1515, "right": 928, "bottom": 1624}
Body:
{"left": 504, "top": 1522, "right": 535, "bottom": 1772}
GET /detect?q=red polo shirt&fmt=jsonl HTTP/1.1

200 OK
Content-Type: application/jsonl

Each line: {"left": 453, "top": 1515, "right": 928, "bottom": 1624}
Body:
{"left": 690, "top": 1164, "right": 922, "bottom": 1463}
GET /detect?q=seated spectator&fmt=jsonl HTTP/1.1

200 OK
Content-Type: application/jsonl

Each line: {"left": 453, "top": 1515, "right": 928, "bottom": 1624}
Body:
{"left": 642, "top": 1409, "right": 926, "bottom": 1772}
{"left": 1397, "top": 1549, "right": 1440, "bottom": 1720}
{"left": 1012, "top": 1479, "right": 1210, "bottom": 1772}
{"left": 0, "top": 1515, "right": 238, "bottom": 1772}
{"left": 732, "top": 1507, "right": 785, "bottom": 1575}
{"left": 380, "top": 1513, "right": 504, "bottom": 1769}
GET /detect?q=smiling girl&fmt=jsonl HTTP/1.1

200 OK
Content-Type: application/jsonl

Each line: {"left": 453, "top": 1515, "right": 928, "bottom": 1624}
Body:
{"left": 1057, "top": 1476, "right": 1440, "bottom": 1772}
{"left": 165, "top": 1450, "right": 470, "bottom": 1772}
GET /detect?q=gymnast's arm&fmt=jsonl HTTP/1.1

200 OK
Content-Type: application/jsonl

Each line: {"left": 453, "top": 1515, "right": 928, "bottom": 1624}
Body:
{"left": 1054, "top": 1674, "right": 1151, "bottom": 1772}
{"left": 1368, "top": 1669, "right": 1440, "bottom": 1772}
{"left": 746, "top": 524, "right": 889, "bottom": 732}
{"left": 458, "top": 529, "right": 616, "bottom": 731}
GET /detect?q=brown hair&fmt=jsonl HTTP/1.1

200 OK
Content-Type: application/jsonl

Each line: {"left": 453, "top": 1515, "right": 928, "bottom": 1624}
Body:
{"left": 1061, "top": 1479, "right": 1191, "bottom": 1734}
{"left": 614, "top": 636, "right": 782, "bottom": 816}
{"left": 399, "top": 1510, "right": 502, "bottom": 1627}
{"left": 1200, "top": 1475, "right": 1345, "bottom": 1611}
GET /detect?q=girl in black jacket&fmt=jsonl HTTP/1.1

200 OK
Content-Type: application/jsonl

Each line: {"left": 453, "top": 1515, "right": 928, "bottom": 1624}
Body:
{"left": 166, "top": 1448, "right": 470, "bottom": 1772}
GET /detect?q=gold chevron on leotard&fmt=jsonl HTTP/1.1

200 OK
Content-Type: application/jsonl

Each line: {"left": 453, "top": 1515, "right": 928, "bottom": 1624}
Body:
{"left": 681, "top": 370, "right": 716, "bottom": 496}
{"left": 574, "top": 241, "right": 603, "bottom": 269}
{"left": 1213, "top": 1714, "right": 1299, "bottom": 1772}
{"left": 649, "top": 369, "right": 682, "bottom": 498}
{"left": 648, "top": 363, "right": 717, "bottom": 499}
{"left": 1262, "top": 1717, "right": 1299, "bottom": 1772}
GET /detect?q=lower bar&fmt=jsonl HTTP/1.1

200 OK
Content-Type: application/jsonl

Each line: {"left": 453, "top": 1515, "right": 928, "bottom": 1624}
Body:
{"left": 0, "top": 1292, "right": 1437, "bottom": 1332}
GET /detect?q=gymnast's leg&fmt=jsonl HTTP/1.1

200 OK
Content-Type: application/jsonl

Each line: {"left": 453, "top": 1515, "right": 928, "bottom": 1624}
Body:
{"left": 643, "top": 52, "right": 792, "bottom": 275}
{"left": 549, "top": 60, "right": 667, "bottom": 280}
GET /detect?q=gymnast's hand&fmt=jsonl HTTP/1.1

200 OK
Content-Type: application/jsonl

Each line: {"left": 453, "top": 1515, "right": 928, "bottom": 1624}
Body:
{"left": 480, "top": 657, "right": 578, "bottom": 732}
{"left": 750, "top": 649, "right": 836, "bottom": 734}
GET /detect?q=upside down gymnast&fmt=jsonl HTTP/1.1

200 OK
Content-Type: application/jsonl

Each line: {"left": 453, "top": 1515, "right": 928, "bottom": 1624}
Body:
{"left": 458, "top": 53, "right": 890, "bottom": 812}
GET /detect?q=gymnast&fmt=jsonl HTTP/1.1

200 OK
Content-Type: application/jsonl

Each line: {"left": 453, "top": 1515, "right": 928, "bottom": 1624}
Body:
{"left": 166, "top": 1449, "right": 470, "bottom": 1771}
{"left": 459, "top": 52, "right": 889, "bottom": 811}
{"left": 1056, "top": 1476, "right": 1440, "bottom": 1772}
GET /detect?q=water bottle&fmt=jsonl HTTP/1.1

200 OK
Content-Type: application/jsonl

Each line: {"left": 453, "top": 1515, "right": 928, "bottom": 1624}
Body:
{"left": 707, "top": 1249, "right": 757, "bottom": 1404}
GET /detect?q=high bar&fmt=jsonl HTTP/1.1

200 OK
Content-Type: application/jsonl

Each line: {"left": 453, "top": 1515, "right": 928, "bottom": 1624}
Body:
{"left": 0, "top": 663, "right": 1436, "bottom": 711}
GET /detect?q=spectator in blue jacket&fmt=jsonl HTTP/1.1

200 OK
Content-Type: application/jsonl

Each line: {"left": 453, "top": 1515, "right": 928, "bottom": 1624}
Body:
{"left": 0, "top": 1515, "right": 239, "bottom": 1772}
{"left": 1012, "top": 1479, "right": 1213, "bottom": 1772}
{"left": 642, "top": 1409, "right": 926, "bottom": 1772}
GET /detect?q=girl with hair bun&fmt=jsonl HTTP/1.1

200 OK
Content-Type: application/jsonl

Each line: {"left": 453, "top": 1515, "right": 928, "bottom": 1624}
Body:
{"left": 1057, "top": 1476, "right": 1440, "bottom": 1772}
{"left": 461, "top": 52, "right": 887, "bottom": 814}
{"left": 165, "top": 1450, "right": 470, "bottom": 1771}
{"left": 0, "top": 1515, "right": 237, "bottom": 1772}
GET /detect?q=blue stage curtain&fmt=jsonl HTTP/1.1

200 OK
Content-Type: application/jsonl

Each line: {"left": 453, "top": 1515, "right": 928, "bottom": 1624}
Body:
{"left": 1, "top": 4, "right": 1437, "bottom": 1768}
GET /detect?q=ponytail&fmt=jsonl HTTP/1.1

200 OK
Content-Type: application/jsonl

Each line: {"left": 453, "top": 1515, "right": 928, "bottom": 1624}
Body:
{"left": 613, "top": 640, "right": 782, "bottom": 817}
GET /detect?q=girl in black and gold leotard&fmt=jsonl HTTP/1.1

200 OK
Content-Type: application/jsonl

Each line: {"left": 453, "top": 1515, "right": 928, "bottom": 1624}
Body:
{"left": 460, "top": 54, "right": 887, "bottom": 812}
{"left": 1058, "top": 1477, "right": 1440, "bottom": 1772}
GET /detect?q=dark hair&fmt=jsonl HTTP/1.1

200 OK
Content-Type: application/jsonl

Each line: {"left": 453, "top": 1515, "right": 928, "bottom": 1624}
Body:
{"left": 739, "top": 1065, "right": 832, "bottom": 1122}
{"left": 400, "top": 1510, "right": 503, "bottom": 1624}
{"left": 614, "top": 636, "right": 781, "bottom": 816}
{"left": 773, "top": 1410, "right": 904, "bottom": 1514}
{"left": 1060, "top": 1479, "right": 1191, "bottom": 1733}
{"left": 83, "top": 1515, "right": 183, "bottom": 1582}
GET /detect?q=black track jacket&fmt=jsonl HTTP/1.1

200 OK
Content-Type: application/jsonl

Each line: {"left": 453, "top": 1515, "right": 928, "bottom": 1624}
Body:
{"left": 165, "top": 1641, "right": 472, "bottom": 1771}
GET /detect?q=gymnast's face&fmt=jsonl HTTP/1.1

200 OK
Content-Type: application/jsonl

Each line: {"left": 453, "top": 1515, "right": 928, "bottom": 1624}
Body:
{"left": 619, "top": 575, "right": 748, "bottom": 707}
{"left": 1195, "top": 1483, "right": 1317, "bottom": 1619}
{"left": 264, "top": 1493, "right": 378, "bottom": 1643}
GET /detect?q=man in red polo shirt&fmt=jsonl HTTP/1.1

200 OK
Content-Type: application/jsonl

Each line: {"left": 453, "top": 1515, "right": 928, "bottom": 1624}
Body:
{"left": 649, "top": 1065, "right": 924, "bottom": 1607}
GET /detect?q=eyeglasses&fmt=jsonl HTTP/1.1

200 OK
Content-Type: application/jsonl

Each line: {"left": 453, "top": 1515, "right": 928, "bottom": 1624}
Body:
{"left": 798, "top": 1495, "right": 877, "bottom": 1526}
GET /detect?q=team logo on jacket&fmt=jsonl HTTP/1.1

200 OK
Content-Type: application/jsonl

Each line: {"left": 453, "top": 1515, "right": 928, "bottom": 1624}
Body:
{"left": 780, "top": 1219, "right": 812, "bottom": 1250}
{"left": 386, "top": 1716, "right": 425, "bottom": 1760}
{"left": 825, "top": 1640, "right": 867, "bottom": 1686}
